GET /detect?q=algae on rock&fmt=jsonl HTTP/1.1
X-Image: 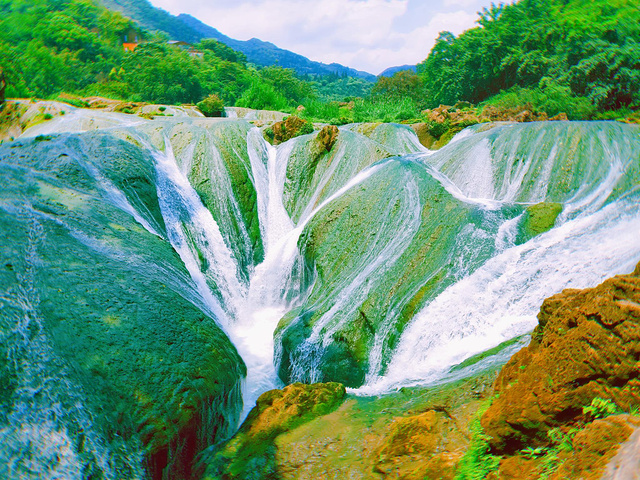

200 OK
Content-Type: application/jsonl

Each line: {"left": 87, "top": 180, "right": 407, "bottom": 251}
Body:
{"left": 516, "top": 202, "right": 563, "bottom": 244}
{"left": 276, "top": 159, "right": 515, "bottom": 387}
{"left": 0, "top": 133, "right": 246, "bottom": 480}
{"left": 202, "top": 382, "right": 346, "bottom": 480}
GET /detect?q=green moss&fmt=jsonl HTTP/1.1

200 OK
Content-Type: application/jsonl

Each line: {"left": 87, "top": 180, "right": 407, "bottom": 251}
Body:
{"left": 0, "top": 133, "right": 245, "bottom": 479}
{"left": 451, "top": 336, "right": 527, "bottom": 372}
{"left": 277, "top": 156, "right": 515, "bottom": 386}
{"left": 517, "top": 202, "right": 562, "bottom": 244}
{"left": 455, "top": 401, "right": 500, "bottom": 480}
{"left": 166, "top": 121, "right": 264, "bottom": 275}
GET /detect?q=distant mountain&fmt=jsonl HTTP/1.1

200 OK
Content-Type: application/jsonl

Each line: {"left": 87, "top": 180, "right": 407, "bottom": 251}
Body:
{"left": 98, "top": 0, "right": 201, "bottom": 43}
{"left": 98, "top": 0, "right": 376, "bottom": 81}
{"left": 178, "top": 14, "right": 376, "bottom": 81}
{"left": 378, "top": 65, "right": 417, "bottom": 77}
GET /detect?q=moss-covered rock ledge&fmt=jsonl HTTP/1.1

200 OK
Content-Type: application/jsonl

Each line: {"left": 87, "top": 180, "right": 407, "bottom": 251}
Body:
{"left": 201, "top": 382, "right": 346, "bottom": 479}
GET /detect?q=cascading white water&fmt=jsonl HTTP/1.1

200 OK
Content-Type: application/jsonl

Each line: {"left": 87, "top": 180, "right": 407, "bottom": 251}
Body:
{"left": 358, "top": 198, "right": 640, "bottom": 394}
{"left": 230, "top": 133, "right": 301, "bottom": 418}
{"left": 354, "top": 122, "right": 640, "bottom": 394}
{"left": 232, "top": 130, "right": 390, "bottom": 416}
{"left": 145, "top": 119, "right": 639, "bottom": 402}
{"left": 153, "top": 137, "right": 245, "bottom": 324}
{"left": 14, "top": 112, "right": 640, "bottom": 424}
{"left": 288, "top": 173, "right": 423, "bottom": 383}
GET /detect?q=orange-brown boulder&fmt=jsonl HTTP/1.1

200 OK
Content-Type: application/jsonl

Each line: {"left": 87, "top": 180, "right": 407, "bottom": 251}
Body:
{"left": 550, "top": 112, "right": 569, "bottom": 121}
{"left": 495, "top": 456, "right": 539, "bottom": 480}
{"left": 481, "top": 262, "right": 640, "bottom": 452}
{"left": 551, "top": 415, "right": 640, "bottom": 480}
{"left": 244, "top": 382, "right": 346, "bottom": 438}
{"left": 315, "top": 124, "right": 339, "bottom": 152}
{"left": 268, "top": 115, "right": 314, "bottom": 145}
{"left": 203, "top": 382, "right": 346, "bottom": 479}
{"left": 373, "top": 409, "right": 465, "bottom": 479}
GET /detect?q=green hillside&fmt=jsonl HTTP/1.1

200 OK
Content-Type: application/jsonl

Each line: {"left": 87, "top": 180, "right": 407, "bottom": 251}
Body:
{"left": 417, "top": 0, "right": 640, "bottom": 115}
{"left": 0, "top": 0, "right": 316, "bottom": 107}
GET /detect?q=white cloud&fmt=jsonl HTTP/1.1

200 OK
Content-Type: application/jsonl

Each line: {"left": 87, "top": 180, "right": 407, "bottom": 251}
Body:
{"left": 443, "top": 0, "right": 480, "bottom": 8}
{"left": 149, "top": 0, "right": 482, "bottom": 74}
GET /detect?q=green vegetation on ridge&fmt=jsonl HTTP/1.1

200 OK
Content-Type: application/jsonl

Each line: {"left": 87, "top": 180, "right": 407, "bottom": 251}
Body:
{"left": 2, "top": 0, "right": 638, "bottom": 125}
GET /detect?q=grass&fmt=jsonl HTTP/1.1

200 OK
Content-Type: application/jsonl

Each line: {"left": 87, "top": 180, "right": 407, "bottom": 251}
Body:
{"left": 454, "top": 400, "right": 500, "bottom": 480}
{"left": 298, "top": 97, "right": 424, "bottom": 125}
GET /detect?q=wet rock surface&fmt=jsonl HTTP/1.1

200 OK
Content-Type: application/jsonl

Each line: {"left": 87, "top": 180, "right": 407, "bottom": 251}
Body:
{"left": 0, "top": 132, "right": 245, "bottom": 480}
{"left": 205, "top": 371, "right": 497, "bottom": 480}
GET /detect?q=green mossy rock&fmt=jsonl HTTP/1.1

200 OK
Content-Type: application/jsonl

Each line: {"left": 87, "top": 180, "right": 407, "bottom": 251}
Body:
{"left": 266, "top": 116, "right": 314, "bottom": 145}
{"left": 0, "top": 133, "right": 245, "bottom": 480}
{"left": 0, "top": 67, "right": 5, "bottom": 106}
{"left": 144, "top": 119, "right": 265, "bottom": 276}
{"left": 282, "top": 128, "right": 392, "bottom": 224}
{"left": 517, "top": 202, "right": 563, "bottom": 244}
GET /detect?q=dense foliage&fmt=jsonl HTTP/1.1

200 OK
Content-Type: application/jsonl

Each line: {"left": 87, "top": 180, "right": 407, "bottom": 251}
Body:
{"left": 303, "top": 73, "right": 374, "bottom": 102}
{"left": 1, "top": 0, "right": 637, "bottom": 124}
{"left": 0, "top": 0, "right": 317, "bottom": 107}
{"left": 197, "top": 93, "right": 224, "bottom": 117}
{"left": 417, "top": 0, "right": 640, "bottom": 115}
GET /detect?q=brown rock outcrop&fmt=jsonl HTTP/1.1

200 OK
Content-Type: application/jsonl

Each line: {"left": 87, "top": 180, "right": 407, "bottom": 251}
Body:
{"left": 479, "top": 104, "right": 554, "bottom": 122}
{"left": 552, "top": 415, "right": 640, "bottom": 480}
{"left": 423, "top": 104, "right": 479, "bottom": 125}
{"left": 374, "top": 409, "right": 466, "bottom": 479}
{"left": 481, "top": 263, "right": 640, "bottom": 452}
{"left": 203, "top": 382, "right": 346, "bottom": 479}
{"left": 315, "top": 125, "right": 339, "bottom": 153}
{"left": 550, "top": 112, "right": 569, "bottom": 121}
{"left": 268, "top": 115, "right": 314, "bottom": 145}
{"left": 244, "top": 382, "right": 346, "bottom": 438}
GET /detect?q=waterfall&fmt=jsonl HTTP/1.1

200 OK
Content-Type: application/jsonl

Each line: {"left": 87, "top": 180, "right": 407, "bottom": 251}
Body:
{"left": 142, "top": 118, "right": 640, "bottom": 396}
{"left": 4, "top": 111, "right": 640, "bottom": 478}
{"left": 153, "top": 137, "right": 246, "bottom": 323}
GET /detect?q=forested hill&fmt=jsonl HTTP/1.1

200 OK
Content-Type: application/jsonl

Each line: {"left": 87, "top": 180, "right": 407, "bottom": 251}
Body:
{"left": 177, "top": 13, "right": 376, "bottom": 80}
{"left": 0, "top": 0, "right": 320, "bottom": 109}
{"left": 417, "top": 0, "right": 640, "bottom": 114}
{"left": 378, "top": 65, "right": 417, "bottom": 78}
{"left": 97, "top": 0, "right": 375, "bottom": 80}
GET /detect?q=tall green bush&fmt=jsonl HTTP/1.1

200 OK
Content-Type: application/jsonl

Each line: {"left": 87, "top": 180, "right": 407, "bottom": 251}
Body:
{"left": 197, "top": 93, "right": 225, "bottom": 117}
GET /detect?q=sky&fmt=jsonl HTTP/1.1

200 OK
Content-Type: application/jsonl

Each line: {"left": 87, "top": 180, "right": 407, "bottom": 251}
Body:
{"left": 147, "top": 0, "right": 493, "bottom": 75}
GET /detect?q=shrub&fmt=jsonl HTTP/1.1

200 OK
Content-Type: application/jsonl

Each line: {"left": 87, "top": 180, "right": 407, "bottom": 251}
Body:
{"left": 236, "top": 80, "right": 289, "bottom": 112}
{"left": 481, "top": 84, "right": 595, "bottom": 120}
{"left": 197, "top": 94, "right": 225, "bottom": 117}
{"left": 583, "top": 398, "right": 619, "bottom": 420}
